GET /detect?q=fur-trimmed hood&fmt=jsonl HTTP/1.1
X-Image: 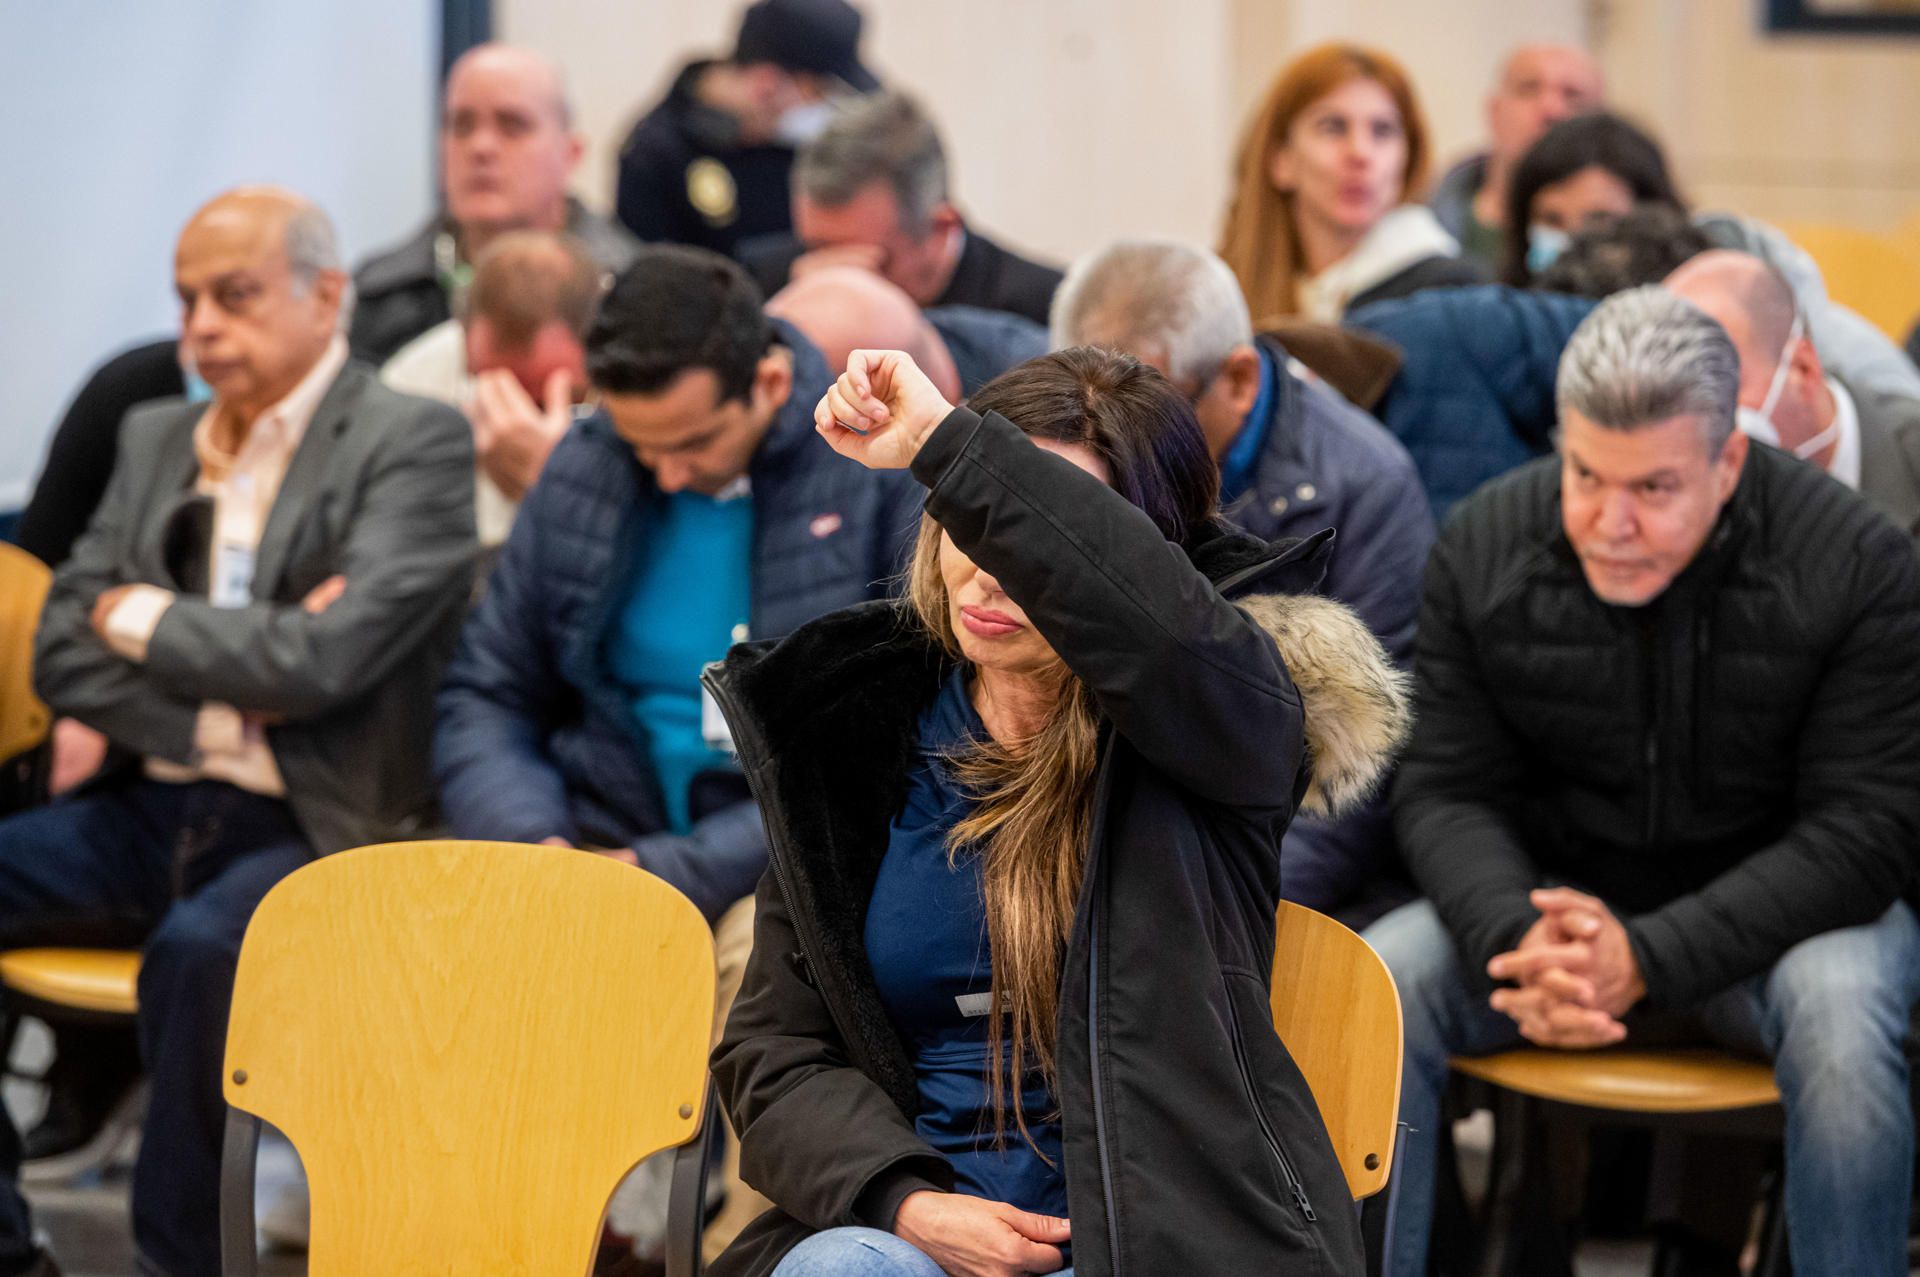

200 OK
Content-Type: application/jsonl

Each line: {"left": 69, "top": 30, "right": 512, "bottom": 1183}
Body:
{"left": 1239, "top": 590, "right": 1410, "bottom": 818}
{"left": 1181, "top": 519, "right": 1412, "bottom": 819}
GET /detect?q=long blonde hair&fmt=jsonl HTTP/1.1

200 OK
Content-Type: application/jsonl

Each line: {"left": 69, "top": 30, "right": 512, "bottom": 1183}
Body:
{"left": 904, "top": 348, "right": 1220, "bottom": 1150}
{"left": 1217, "top": 43, "right": 1432, "bottom": 325}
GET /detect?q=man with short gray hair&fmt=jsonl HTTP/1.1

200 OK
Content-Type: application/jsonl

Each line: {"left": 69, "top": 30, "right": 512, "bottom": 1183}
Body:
{"left": 1367, "top": 285, "right": 1920, "bottom": 1277}
{"left": 742, "top": 90, "right": 1062, "bottom": 323}
{"left": 1054, "top": 240, "right": 1432, "bottom": 925}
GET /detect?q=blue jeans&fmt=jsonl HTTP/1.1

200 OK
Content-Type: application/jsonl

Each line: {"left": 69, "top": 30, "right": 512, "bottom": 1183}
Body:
{"left": 773, "top": 1226, "right": 1076, "bottom": 1276}
{"left": 1365, "top": 898, "right": 1920, "bottom": 1277}
{"left": 0, "top": 779, "right": 312, "bottom": 1277}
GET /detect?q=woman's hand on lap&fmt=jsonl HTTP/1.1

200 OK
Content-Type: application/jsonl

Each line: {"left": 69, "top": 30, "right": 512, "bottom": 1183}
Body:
{"left": 892, "top": 1190, "right": 1071, "bottom": 1275}
{"left": 814, "top": 349, "right": 954, "bottom": 470}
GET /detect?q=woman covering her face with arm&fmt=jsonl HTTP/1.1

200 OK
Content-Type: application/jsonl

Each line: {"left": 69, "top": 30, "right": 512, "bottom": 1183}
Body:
{"left": 704, "top": 346, "right": 1410, "bottom": 1277}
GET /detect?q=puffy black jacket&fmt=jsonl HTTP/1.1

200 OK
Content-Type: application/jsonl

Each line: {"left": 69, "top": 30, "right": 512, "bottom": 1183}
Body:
{"left": 1394, "top": 445, "right": 1920, "bottom": 1007}
{"left": 706, "top": 406, "right": 1411, "bottom": 1276}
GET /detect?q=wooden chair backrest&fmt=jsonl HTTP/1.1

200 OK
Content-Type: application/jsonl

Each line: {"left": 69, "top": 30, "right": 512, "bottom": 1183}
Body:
{"left": 0, "top": 544, "right": 52, "bottom": 763}
{"left": 1777, "top": 222, "right": 1920, "bottom": 340}
{"left": 1268, "top": 900, "right": 1404, "bottom": 1199}
{"left": 223, "top": 840, "right": 715, "bottom": 1275}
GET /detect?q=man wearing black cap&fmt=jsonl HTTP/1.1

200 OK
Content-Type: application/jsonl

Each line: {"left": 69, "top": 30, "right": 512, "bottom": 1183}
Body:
{"left": 615, "top": 0, "right": 877, "bottom": 260}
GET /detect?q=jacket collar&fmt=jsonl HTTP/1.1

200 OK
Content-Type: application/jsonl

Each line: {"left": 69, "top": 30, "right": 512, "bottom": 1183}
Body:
{"left": 254, "top": 359, "right": 366, "bottom": 594}
{"left": 747, "top": 320, "right": 833, "bottom": 479}
{"left": 355, "top": 197, "right": 602, "bottom": 296}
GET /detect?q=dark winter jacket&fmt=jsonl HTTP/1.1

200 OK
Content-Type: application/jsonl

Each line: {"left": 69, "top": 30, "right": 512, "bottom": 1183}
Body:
{"left": 1233, "top": 336, "right": 1434, "bottom": 927}
{"left": 18, "top": 338, "right": 184, "bottom": 568}
{"left": 1394, "top": 445, "right": 1920, "bottom": 1008}
{"left": 431, "top": 323, "right": 921, "bottom": 919}
{"left": 615, "top": 61, "right": 802, "bottom": 261}
{"left": 1344, "top": 254, "right": 1486, "bottom": 313}
{"left": 926, "top": 305, "right": 1048, "bottom": 396}
{"left": 742, "top": 227, "right": 1064, "bottom": 326}
{"left": 1348, "top": 285, "right": 1594, "bottom": 525}
{"left": 706, "top": 405, "right": 1411, "bottom": 1276}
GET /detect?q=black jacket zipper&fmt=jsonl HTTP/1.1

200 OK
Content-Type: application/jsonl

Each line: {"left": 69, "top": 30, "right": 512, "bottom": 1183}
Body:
{"left": 1082, "top": 745, "right": 1126, "bottom": 1276}
{"left": 1638, "top": 616, "right": 1662, "bottom": 847}
{"left": 1223, "top": 984, "right": 1317, "bottom": 1222}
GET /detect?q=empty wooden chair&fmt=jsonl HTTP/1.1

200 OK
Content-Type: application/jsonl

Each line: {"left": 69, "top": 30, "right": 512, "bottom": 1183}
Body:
{"left": 220, "top": 839, "right": 716, "bottom": 1276}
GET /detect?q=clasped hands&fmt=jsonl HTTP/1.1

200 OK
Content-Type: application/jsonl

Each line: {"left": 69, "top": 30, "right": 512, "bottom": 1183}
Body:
{"left": 1485, "top": 887, "right": 1646, "bottom": 1049}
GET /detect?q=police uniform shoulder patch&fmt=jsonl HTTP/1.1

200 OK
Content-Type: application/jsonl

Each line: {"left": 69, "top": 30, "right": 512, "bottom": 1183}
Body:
{"left": 687, "top": 157, "right": 738, "bottom": 228}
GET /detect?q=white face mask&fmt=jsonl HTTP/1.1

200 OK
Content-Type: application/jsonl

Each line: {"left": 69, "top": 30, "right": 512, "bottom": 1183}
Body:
{"left": 1735, "top": 313, "right": 1836, "bottom": 461}
{"left": 775, "top": 100, "right": 835, "bottom": 146}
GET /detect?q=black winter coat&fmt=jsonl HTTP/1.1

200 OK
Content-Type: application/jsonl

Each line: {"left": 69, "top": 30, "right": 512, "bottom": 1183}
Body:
{"left": 1394, "top": 445, "right": 1920, "bottom": 1007}
{"left": 705, "top": 406, "right": 1410, "bottom": 1276}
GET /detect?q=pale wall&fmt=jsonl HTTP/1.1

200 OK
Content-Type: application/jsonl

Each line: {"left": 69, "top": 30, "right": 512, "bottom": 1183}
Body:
{"left": 498, "top": 0, "right": 1920, "bottom": 266}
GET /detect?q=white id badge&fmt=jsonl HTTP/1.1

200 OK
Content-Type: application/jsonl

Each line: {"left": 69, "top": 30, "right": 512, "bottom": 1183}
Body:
{"left": 211, "top": 539, "right": 256, "bottom": 608}
{"left": 701, "top": 685, "right": 736, "bottom": 754}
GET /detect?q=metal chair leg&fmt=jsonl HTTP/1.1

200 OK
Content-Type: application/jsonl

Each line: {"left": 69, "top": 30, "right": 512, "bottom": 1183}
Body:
{"left": 1476, "top": 1090, "right": 1576, "bottom": 1277}
{"left": 1750, "top": 1169, "right": 1791, "bottom": 1277}
{"left": 220, "top": 1107, "right": 262, "bottom": 1277}
{"left": 665, "top": 1089, "right": 718, "bottom": 1277}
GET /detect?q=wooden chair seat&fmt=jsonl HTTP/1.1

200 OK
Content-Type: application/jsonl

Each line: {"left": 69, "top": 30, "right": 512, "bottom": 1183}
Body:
{"left": 1451, "top": 1047, "right": 1779, "bottom": 1114}
{"left": 0, "top": 948, "right": 140, "bottom": 1017}
{"left": 1776, "top": 222, "right": 1920, "bottom": 340}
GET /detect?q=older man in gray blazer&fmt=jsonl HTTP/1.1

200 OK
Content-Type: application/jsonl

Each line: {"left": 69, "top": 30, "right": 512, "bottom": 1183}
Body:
{"left": 7, "top": 188, "right": 474, "bottom": 1277}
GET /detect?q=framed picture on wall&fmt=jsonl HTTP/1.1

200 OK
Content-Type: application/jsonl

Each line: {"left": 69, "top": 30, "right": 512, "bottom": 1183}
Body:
{"left": 1766, "top": 0, "right": 1920, "bottom": 34}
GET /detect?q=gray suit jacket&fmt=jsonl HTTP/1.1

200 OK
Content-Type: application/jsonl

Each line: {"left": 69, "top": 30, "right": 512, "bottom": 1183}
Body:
{"left": 33, "top": 361, "right": 476, "bottom": 854}
{"left": 1853, "top": 379, "right": 1920, "bottom": 539}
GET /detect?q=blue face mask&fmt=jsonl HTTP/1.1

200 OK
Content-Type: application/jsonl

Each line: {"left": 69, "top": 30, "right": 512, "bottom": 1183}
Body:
{"left": 181, "top": 362, "right": 214, "bottom": 404}
{"left": 1526, "top": 225, "right": 1571, "bottom": 276}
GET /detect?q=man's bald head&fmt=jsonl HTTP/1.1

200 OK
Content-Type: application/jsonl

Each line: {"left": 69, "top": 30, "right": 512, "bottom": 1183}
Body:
{"left": 1487, "top": 43, "right": 1605, "bottom": 172}
{"left": 175, "top": 186, "right": 347, "bottom": 422}
{"left": 442, "top": 44, "right": 582, "bottom": 248}
{"left": 1665, "top": 249, "right": 1836, "bottom": 459}
{"left": 1665, "top": 250, "right": 1799, "bottom": 374}
{"left": 448, "top": 44, "right": 571, "bottom": 128}
{"left": 766, "top": 266, "right": 961, "bottom": 399}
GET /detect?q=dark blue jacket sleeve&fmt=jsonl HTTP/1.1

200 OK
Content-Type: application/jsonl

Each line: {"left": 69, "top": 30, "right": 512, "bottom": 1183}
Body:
{"left": 433, "top": 475, "right": 576, "bottom": 845}
{"left": 1316, "top": 442, "right": 1434, "bottom": 667}
{"left": 629, "top": 798, "right": 770, "bottom": 922}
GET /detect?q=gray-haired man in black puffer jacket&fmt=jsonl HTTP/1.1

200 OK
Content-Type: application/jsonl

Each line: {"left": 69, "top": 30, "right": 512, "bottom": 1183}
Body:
{"left": 1369, "top": 287, "right": 1920, "bottom": 1277}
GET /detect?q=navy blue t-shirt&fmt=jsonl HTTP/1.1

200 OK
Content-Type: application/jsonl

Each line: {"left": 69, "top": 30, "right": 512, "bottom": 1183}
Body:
{"left": 863, "top": 669, "right": 1069, "bottom": 1217}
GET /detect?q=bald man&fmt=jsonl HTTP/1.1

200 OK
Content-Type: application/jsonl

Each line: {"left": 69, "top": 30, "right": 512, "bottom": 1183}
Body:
{"left": 16, "top": 188, "right": 475, "bottom": 1276}
{"left": 1668, "top": 249, "right": 1920, "bottom": 537}
{"left": 1430, "top": 43, "right": 1605, "bottom": 272}
{"left": 351, "top": 43, "right": 638, "bottom": 363}
{"left": 765, "top": 266, "right": 1046, "bottom": 400}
